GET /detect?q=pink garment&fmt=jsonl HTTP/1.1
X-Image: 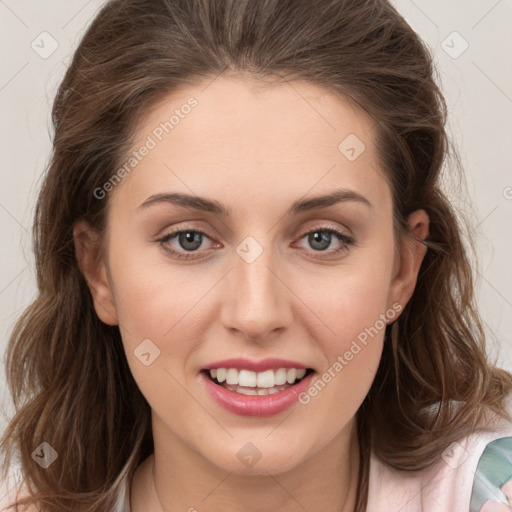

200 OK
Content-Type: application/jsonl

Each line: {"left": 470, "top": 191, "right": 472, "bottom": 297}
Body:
{"left": 366, "top": 392, "right": 512, "bottom": 511}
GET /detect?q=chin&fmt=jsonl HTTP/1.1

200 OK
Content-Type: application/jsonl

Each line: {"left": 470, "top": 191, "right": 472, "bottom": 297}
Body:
{"left": 203, "top": 438, "right": 310, "bottom": 476}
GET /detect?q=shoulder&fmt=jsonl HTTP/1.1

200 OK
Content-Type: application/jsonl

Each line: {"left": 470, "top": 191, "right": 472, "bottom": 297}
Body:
{"left": 367, "top": 392, "right": 512, "bottom": 512}
{"left": 0, "top": 457, "right": 132, "bottom": 512}
{"left": 0, "top": 461, "right": 38, "bottom": 512}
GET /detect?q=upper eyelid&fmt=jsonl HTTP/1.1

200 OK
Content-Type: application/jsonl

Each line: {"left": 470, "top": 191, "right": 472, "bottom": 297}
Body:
{"left": 159, "top": 221, "right": 350, "bottom": 235}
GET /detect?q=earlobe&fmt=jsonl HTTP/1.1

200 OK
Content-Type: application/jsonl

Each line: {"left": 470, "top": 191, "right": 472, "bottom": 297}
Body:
{"left": 387, "top": 209, "right": 429, "bottom": 317}
{"left": 73, "top": 219, "right": 119, "bottom": 326}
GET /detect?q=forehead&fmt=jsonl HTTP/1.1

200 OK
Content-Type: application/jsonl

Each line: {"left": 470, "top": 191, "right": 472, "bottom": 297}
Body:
{"left": 134, "top": 75, "right": 376, "bottom": 158}
{"left": 109, "top": 75, "right": 390, "bottom": 216}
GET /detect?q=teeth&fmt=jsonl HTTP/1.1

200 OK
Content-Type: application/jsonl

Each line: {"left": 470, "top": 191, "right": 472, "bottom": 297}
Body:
{"left": 226, "top": 368, "right": 238, "bottom": 385}
{"left": 257, "top": 370, "right": 274, "bottom": 388}
{"left": 274, "top": 368, "right": 287, "bottom": 385}
{"left": 236, "top": 387, "right": 258, "bottom": 396}
{"left": 208, "top": 367, "right": 308, "bottom": 388}
{"left": 239, "top": 369, "right": 257, "bottom": 387}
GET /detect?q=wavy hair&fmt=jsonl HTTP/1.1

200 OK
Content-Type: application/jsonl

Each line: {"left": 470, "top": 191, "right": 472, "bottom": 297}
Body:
{"left": 2, "top": 0, "right": 511, "bottom": 510}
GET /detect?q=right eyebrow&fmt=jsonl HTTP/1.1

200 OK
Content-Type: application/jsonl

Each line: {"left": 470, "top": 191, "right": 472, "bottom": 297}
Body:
{"left": 138, "top": 192, "right": 231, "bottom": 216}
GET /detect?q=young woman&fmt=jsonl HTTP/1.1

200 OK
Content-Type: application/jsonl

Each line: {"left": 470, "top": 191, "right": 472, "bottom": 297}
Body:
{"left": 1, "top": 1, "right": 511, "bottom": 511}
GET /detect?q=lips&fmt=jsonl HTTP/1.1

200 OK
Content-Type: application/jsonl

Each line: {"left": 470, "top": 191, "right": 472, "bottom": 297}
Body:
{"left": 200, "top": 369, "right": 315, "bottom": 416}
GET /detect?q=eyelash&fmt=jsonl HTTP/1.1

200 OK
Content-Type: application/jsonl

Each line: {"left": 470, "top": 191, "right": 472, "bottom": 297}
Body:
{"left": 156, "top": 226, "right": 355, "bottom": 261}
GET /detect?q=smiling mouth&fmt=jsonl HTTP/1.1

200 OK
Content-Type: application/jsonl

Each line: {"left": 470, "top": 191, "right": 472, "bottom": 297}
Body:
{"left": 201, "top": 368, "right": 315, "bottom": 395}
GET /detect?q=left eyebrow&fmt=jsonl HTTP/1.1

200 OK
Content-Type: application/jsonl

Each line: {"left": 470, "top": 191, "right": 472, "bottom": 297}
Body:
{"left": 137, "top": 188, "right": 373, "bottom": 216}
{"left": 288, "top": 188, "right": 373, "bottom": 214}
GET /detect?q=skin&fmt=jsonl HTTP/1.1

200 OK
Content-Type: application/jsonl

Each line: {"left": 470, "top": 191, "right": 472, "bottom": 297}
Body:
{"left": 74, "top": 75, "right": 429, "bottom": 512}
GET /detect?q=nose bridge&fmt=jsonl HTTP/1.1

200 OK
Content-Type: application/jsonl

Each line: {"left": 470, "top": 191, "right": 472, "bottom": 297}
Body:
{"left": 221, "top": 233, "right": 292, "bottom": 339}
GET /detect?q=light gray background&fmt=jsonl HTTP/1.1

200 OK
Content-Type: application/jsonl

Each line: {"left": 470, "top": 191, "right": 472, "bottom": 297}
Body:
{"left": 1, "top": 0, "right": 511, "bottom": 432}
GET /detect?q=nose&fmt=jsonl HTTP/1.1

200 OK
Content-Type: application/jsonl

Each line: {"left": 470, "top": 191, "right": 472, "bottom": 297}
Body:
{"left": 220, "top": 238, "right": 293, "bottom": 342}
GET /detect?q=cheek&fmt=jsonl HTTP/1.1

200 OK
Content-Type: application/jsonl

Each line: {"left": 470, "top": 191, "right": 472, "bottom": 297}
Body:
{"left": 108, "top": 233, "right": 193, "bottom": 332}
{"left": 300, "top": 259, "right": 394, "bottom": 344}
{"left": 108, "top": 253, "right": 205, "bottom": 406}
{"left": 291, "top": 244, "right": 394, "bottom": 406}
{"left": 107, "top": 243, "right": 223, "bottom": 367}
{"left": 308, "top": 275, "right": 388, "bottom": 380}
{"left": 295, "top": 266, "right": 390, "bottom": 429}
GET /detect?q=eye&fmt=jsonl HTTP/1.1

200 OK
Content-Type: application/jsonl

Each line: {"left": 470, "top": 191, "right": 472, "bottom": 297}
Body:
{"left": 155, "top": 225, "right": 355, "bottom": 261}
{"left": 156, "top": 229, "right": 218, "bottom": 260}
{"left": 295, "top": 226, "right": 354, "bottom": 259}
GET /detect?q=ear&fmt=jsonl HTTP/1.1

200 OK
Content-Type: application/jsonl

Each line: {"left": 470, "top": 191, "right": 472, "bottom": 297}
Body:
{"left": 73, "top": 219, "right": 118, "bottom": 326}
{"left": 387, "top": 209, "right": 429, "bottom": 315}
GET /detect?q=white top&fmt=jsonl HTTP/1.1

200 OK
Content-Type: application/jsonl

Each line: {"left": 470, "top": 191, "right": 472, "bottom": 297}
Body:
{"left": 2, "top": 393, "right": 512, "bottom": 512}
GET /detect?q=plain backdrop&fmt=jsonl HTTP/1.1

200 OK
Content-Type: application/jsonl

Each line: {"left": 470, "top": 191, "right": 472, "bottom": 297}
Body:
{"left": 1, "top": 0, "right": 511, "bottom": 433}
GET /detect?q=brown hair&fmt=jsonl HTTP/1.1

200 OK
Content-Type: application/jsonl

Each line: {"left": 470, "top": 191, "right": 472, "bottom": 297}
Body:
{"left": 2, "top": 0, "right": 511, "bottom": 510}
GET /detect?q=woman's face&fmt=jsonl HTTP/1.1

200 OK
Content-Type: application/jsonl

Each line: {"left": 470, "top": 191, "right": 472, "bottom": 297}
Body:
{"left": 78, "top": 75, "right": 427, "bottom": 475}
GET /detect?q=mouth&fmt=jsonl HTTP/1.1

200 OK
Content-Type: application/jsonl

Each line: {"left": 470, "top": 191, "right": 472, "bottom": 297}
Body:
{"left": 201, "top": 367, "right": 315, "bottom": 395}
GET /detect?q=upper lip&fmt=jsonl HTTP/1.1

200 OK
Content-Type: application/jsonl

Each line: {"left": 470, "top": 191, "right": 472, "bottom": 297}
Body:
{"left": 202, "top": 358, "right": 311, "bottom": 372}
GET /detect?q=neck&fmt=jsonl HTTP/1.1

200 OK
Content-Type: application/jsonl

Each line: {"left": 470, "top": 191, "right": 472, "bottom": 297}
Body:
{"left": 131, "top": 418, "right": 360, "bottom": 512}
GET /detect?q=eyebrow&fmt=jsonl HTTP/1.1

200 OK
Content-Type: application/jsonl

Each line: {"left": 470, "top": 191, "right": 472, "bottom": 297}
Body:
{"left": 138, "top": 188, "right": 372, "bottom": 216}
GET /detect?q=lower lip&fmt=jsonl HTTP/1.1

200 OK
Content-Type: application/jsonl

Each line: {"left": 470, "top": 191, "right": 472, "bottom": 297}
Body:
{"left": 200, "top": 371, "right": 315, "bottom": 416}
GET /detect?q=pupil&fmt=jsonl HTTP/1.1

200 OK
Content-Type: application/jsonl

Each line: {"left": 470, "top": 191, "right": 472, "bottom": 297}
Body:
{"left": 309, "top": 231, "right": 330, "bottom": 251}
{"left": 179, "top": 232, "right": 202, "bottom": 251}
